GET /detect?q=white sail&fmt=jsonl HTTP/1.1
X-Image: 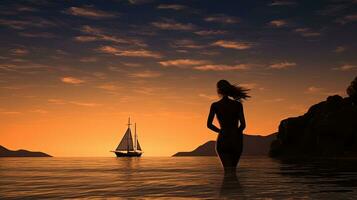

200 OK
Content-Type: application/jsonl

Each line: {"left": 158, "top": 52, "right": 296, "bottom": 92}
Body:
{"left": 137, "top": 140, "right": 142, "bottom": 151}
{"left": 116, "top": 128, "right": 134, "bottom": 151}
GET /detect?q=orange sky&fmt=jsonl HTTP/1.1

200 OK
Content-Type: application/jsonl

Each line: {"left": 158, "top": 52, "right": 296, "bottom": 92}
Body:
{"left": 0, "top": 0, "right": 356, "bottom": 156}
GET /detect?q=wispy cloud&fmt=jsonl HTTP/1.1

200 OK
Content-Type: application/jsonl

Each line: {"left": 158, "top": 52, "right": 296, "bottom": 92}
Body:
{"left": 48, "top": 99, "right": 66, "bottom": 105}
{"left": 10, "top": 48, "right": 29, "bottom": 55}
{"left": 194, "top": 64, "right": 250, "bottom": 71}
{"left": 48, "top": 98, "right": 101, "bottom": 107}
{"left": 128, "top": 0, "right": 153, "bottom": 4}
{"left": 0, "top": 18, "right": 56, "bottom": 29}
{"left": 61, "top": 77, "right": 85, "bottom": 84}
{"left": 198, "top": 93, "right": 217, "bottom": 100}
{"left": 0, "top": 111, "right": 22, "bottom": 115}
{"left": 268, "top": 19, "right": 288, "bottom": 27}
{"left": 239, "top": 83, "right": 258, "bottom": 90}
{"left": 212, "top": 40, "right": 254, "bottom": 50}
{"left": 157, "top": 4, "right": 186, "bottom": 10}
{"left": 129, "top": 70, "right": 162, "bottom": 78}
{"left": 334, "top": 46, "right": 346, "bottom": 53}
{"left": 76, "top": 25, "right": 146, "bottom": 46}
{"left": 31, "top": 109, "right": 48, "bottom": 114}
{"left": 269, "top": 0, "right": 296, "bottom": 6}
{"left": 159, "top": 59, "right": 209, "bottom": 67}
{"left": 294, "top": 28, "right": 321, "bottom": 37}
{"left": 79, "top": 57, "right": 98, "bottom": 62}
{"left": 305, "top": 86, "right": 325, "bottom": 94}
{"left": 152, "top": 20, "right": 196, "bottom": 31}
{"left": 336, "top": 14, "right": 357, "bottom": 24}
{"left": 18, "top": 32, "right": 57, "bottom": 38}
{"left": 332, "top": 64, "right": 357, "bottom": 71}
{"left": 170, "top": 39, "right": 206, "bottom": 49}
{"left": 69, "top": 101, "right": 102, "bottom": 107}
{"left": 98, "top": 45, "right": 162, "bottom": 58}
{"left": 74, "top": 35, "right": 98, "bottom": 42}
{"left": 204, "top": 14, "right": 240, "bottom": 24}
{"left": 96, "top": 83, "right": 121, "bottom": 91}
{"left": 269, "top": 61, "right": 296, "bottom": 69}
{"left": 65, "top": 6, "right": 117, "bottom": 19}
{"left": 264, "top": 98, "right": 285, "bottom": 103}
{"left": 194, "top": 30, "right": 227, "bottom": 36}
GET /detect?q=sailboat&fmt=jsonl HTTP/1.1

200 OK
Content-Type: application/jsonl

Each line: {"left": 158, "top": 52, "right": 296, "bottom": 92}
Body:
{"left": 112, "top": 118, "right": 142, "bottom": 157}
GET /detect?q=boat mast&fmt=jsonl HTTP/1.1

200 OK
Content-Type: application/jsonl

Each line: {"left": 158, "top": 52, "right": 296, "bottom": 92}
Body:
{"left": 127, "top": 117, "right": 131, "bottom": 153}
{"left": 134, "top": 123, "right": 137, "bottom": 152}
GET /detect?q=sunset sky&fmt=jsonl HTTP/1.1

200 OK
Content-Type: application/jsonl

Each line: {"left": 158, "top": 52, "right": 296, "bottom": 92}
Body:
{"left": 0, "top": 0, "right": 356, "bottom": 156}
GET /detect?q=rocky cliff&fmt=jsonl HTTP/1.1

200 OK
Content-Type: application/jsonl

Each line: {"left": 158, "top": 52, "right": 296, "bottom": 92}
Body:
{"left": 270, "top": 77, "right": 357, "bottom": 158}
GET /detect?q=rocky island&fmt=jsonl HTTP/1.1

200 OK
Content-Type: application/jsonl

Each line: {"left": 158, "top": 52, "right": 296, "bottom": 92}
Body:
{"left": 0, "top": 145, "right": 52, "bottom": 157}
{"left": 173, "top": 133, "right": 277, "bottom": 157}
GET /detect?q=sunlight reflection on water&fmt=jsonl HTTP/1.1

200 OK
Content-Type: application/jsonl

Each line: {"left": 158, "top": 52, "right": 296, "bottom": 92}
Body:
{"left": 1, "top": 157, "right": 357, "bottom": 199}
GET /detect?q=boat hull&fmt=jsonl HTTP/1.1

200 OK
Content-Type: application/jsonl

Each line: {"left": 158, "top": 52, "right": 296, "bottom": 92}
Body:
{"left": 114, "top": 151, "right": 142, "bottom": 157}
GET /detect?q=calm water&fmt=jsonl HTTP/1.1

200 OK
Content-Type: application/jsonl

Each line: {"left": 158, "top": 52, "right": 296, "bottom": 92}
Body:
{"left": 1, "top": 156, "right": 357, "bottom": 199}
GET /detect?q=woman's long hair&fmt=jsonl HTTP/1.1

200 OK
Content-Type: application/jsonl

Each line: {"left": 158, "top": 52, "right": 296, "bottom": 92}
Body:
{"left": 217, "top": 80, "right": 250, "bottom": 101}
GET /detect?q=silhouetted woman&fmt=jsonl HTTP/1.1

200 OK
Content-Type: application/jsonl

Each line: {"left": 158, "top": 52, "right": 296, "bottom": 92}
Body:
{"left": 207, "top": 80, "right": 250, "bottom": 172}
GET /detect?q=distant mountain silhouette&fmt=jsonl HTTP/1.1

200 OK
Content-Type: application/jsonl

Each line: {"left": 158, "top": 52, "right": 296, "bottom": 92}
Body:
{"left": 270, "top": 76, "right": 357, "bottom": 158}
{"left": 173, "top": 134, "right": 277, "bottom": 157}
{"left": 0, "top": 145, "right": 51, "bottom": 157}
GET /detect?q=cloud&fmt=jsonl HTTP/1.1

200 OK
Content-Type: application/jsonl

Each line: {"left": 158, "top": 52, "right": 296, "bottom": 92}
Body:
{"left": 334, "top": 46, "right": 346, "bottom": 53}
{"left": 65, "top": 6, "right": 116, "bottom": 19}
{"left": 159, "top": 59, "right": 209, "bottom": 67}
{"left": 48, "top": 99, "right": 101, "bottom": 107}
{"left": 31, "top": 109, "right": 48, "bottom": 114}
{"left": 96, "top": 83, "right": 120, "bottom": 91}
{"left": 61, "top": 77, "right": 85, "bottom": 84}
{"left": 128, "top": 0, "right": 153, "bottom": 4}
{"left": 305, "top": 86, "right": 324, "bottom": 94}
{"left": 239, "top": 83, "right": 258, "bottom": 89}
{"left": 204, "top": 14, "right": 240, "bottom": 24}
{"left": 198, "top": 93, "right": 217, "bottom": 100}
{"left": 294, "top": 28, "right": 321, "bottom": 37}
{"left": 98, "top": 45, "right": 162, "bottom": 58}
{"left": 336, "top": 14, "right": 357, "bottom": 24}
{"left": 268, "top": 19, "right": 288, "bottom": 27}
{"left": 170, "top": 39, "right": 206, "bottom": 49}
{"left": 152, "top": 20, "right": 196, "bottom": 31}
{"left": 212, "top": 40, "right": 254, "bottom": 50}
{"left": 69, "top": 101, "right": 102, "bottom": 107}
{"left": 332, "top": 64, "right": 357, "bottom": 71}
{"left": 10, "top": 48, "right": 29, "bottom": 55}
{"left": 157, "top": 4, "right": 186, "bottom": 10}
{"left": 269, "top": 61, "right": 296, "bottom": 69}
{"left": 79, "top": 57, "right": 98, "bottom": 62}
{"left": 0, "top": 111, "right": 22, "bottom": 115}
{"left": 129, "top": 70, "right": 162, "bottom": 78}
{"left": 264, "top": 98, "right": 285, "bottom": 103}
{"left": 48, "top": 99, "right": 66, "bottom": 105}
{"left": 74, "top": 35, "right": 98, "bottom": 42}
{"left": 194, "top": 64, "right": 250, "bottom": 71}
{"left": 0, "top": 63, "right": 50, "bottom": 73}
{"left": 18, "top": 32, "right": 57, "bottom": 38}
{"left": 194, "top": 30, "right": 227, "bottom": 36}
{"left": 76, "top": 25, "right": 146, "bottom": 46}
{"left": 269, "top": 0, "right": 296, "bottom": 6}
{"left": 0, "top": 18, "right": 56, "bottom": 29}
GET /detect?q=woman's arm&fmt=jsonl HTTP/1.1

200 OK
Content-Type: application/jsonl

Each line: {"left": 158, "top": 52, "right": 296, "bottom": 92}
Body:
{"left": 207, "top": 103, "right": 220, "bottom": 133}
{"left": 238, "top": 102, "right": 246, "bottom": 132}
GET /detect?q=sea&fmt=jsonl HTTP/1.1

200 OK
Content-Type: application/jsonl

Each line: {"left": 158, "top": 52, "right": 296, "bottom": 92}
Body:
{"left": 1, "top": 156, "right": 357, "bottom": 199}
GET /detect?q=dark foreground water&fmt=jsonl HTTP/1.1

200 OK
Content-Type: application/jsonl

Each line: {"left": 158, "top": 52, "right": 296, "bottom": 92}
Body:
{"left": 1, "top": 157, "right": 357, "bottom": 199}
